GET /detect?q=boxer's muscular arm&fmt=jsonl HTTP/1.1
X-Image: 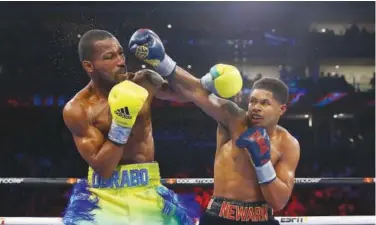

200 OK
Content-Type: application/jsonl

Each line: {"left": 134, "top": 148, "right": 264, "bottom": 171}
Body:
{"left": 216, "top": 123, "right": 232, "bottom": 159}
{"left": 63, "top": 101, "right": 123, "bottom": 179}
{"left": 170, "top": 66, "right": 245, "bottom": 128}
{"left": 217, "top": 123, "right": 231, "bottom": 149}
{"left": 133, "top": 69, "right": 189, "bottom": 103}
{"left": 154, "top": 81, "right": 191, "bottom": 103}
{"left": 260, "top": 134, "right": 300, "bottom": 211}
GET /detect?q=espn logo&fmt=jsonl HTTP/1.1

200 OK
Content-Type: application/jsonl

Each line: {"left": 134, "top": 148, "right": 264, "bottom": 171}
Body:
{"left": 280, "top": 217, "right": 307, "bottom": 223}
{"left": 115, "top": 107, "right": 132, "bottom": 119}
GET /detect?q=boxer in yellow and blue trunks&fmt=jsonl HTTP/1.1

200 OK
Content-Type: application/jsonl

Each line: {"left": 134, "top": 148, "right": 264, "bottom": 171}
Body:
{"left": 62, "top": 29, "right": 241, "bottom": 225}
{"left": 61, "top": 29, "right": 198, "bottom": 225}
{"left": 63, "top": 163, "right": 190, "bottom": 225}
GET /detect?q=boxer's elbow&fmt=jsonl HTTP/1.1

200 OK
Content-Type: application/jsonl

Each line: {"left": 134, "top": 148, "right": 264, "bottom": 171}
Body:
{"left": 99, "top": 170, "right": 114, "bottom": 179}
{"left": 266, "top": 192, "right": 290, "bottom": 211}
{"left": 268, "top": 199, "right": 288, "bottom": 211}
{"left": 89, "top": 156, "right": 115, "bottom": 179}
{"left": 261, "top": 182, "right": 291, "bottom": 211}
{"left": 91, "top": 163, "right": 114, "bottom": 179}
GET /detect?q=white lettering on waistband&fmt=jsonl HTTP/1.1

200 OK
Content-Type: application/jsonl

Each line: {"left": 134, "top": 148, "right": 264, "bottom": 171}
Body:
{"left": 91, "top": 169, "right": 150, "bottom": 188}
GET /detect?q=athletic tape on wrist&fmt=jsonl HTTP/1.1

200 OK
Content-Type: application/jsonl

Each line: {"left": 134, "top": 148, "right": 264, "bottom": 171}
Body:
{"left": 108, "top": 122, "right": 132, "bottom": 145}
{"left": 255, "top": 161, "right": 277, "bottom": 184}
{"left": 200, "top": 73, "right": 217, "bottom": 95}
{"left": 155, "top": 54, "right": 176, "bottom": 76}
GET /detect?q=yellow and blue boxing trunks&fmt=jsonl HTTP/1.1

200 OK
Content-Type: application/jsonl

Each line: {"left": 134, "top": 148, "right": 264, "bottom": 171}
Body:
{"left": 62, "top": 162, "right": 195, "bottom": 225}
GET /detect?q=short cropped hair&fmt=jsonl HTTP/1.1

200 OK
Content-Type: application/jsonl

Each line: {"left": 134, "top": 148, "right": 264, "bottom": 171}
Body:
{"left": 78, "top": 29, "right": 115, "bottom": 62}
{"left": 252, "top": 77, "right": 289, "bottom": 104}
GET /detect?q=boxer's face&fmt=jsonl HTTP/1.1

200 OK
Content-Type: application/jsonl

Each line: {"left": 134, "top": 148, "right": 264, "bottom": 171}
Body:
{"left": 84, "top": 38, "right": 127, "bottom": 84}
{"left": 248, "top": 89, "right": 286, "bottom": 127}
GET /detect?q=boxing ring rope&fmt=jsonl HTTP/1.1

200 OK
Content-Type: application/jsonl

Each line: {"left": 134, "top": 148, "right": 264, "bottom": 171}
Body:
{"left": 0, "top": 177, "right": 374, "bottom": 185}
{"left": 0, "top": 177, "right": 374, "bottom": 225}
{"left": 0, "top": 216, "right": 375, "bottom": 225}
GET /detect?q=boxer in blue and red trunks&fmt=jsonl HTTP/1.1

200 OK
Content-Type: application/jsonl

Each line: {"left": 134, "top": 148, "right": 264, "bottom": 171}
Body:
{"left": 129, "top": 28, "right": 301, "bottom": 225}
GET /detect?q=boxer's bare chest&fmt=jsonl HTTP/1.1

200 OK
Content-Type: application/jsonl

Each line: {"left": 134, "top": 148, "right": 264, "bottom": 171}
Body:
{"left": 216, "top": 123, "right": 282, "bottom": 171}
{"left": 87, "top": 100, "right": 111, "bottom": 134}
{"left": 86, "top": 99, "right": 153, "bottom": 144}
{"left": 214, "top": 123, "right": 283, "bottom": 201}
{"left": 233, "top": 124, "right": 282, "bottom": 165}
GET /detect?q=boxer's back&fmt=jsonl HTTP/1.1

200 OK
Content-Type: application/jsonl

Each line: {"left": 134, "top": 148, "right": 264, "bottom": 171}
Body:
{"left": 213, "top": 119, "right": 283, "bottom": 202}
{"left": 69, "top": 80, "right": 155, "bottom": 165}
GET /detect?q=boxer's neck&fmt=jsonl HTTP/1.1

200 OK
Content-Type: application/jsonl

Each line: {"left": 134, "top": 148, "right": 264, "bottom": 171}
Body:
{"left": 90, "top": 79, "right": 112, "bottom": 99}
{"left": 266, "top": 125, "right": 277, "bottom": 138}
{"left": 246, "top": 116, "right": 277, "bottom": 138}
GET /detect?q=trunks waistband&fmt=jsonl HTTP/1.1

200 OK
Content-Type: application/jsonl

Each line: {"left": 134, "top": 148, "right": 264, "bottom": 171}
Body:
{"left": 87, "top": 162, "right": 161, "bottom": 189}
{"left": 205, "top": 196, "right": 273, "bottom": 222}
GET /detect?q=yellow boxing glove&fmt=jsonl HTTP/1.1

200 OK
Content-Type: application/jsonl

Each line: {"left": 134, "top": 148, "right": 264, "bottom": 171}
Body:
{"left": 200, "top": 64, "right": 243, "bottom": 98}
{"left": 108, "top": 80, "right": 149, "bottom": 145}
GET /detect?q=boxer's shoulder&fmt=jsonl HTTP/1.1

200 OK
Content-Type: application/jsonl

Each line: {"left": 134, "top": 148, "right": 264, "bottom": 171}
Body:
{"left": 63, "top": 98, "right": 88, "bottom": 129}
{"left": 63, "top": 88, "right": 93, "bottom": 131}
{"left": 218, "top": 101, "right": 247, "bottom": 136}
{"left": 276, "top": 125, "right": 300, "bottom": 154}
{"left": 230, "top": 113, "right": 251, "bottom": 138}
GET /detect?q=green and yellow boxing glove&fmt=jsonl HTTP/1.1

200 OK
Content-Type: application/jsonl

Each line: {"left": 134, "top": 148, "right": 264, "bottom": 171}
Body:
{"left": 108, "top": 81, "right": 149, "bottom": 145}
{"left": 200, "top": 64, "right": 243, "bottom": 98}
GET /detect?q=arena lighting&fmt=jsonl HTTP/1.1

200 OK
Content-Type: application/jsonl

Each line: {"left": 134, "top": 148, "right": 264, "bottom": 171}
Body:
{"left": 314, "top": 92, "right": 347, "bottom": 107}
{"left": 141, "top": 65, "right": 146, "bottom": 69}
{"left": 333, "top": 113, "right": 354, "bottom": 119}
{"left": 283, "top": 114, "right": 311, "bottom": 119}
{"left": 167, "top": 24, "right": 172, "bottom": 28}
{"left": 187, "top": 65, "right": 192, "bottom": 69}
{"left": 308, "top": 117, "right": 312, "bottom": 127}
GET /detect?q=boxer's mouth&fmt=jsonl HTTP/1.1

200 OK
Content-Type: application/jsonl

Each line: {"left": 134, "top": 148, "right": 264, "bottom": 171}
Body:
{"left": 251, "top": 114, "right": 263, "bottom": 123}
{"left": 251, "top": 114, "right": 263, "bottom": 119}
{"left": 116, "top": 66, "right": 127, "bottom": 74}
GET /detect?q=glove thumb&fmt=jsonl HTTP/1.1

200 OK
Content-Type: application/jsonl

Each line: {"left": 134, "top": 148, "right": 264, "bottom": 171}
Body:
{"left": 129, "top": 44, "right": 139, "bottom": 53}
{"left": 128, "top": 30, "right": 151, "bottom": 49}
{"left": 236, "top": 137, "right": 248, "bottom": 148}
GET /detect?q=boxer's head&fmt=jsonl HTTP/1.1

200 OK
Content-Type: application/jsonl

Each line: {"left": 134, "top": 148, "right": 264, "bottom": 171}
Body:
{"left": 248, "top": 78, "right": 289, "bottom": 128}
{"left": 78, "top": 29, "right": 127, "bottom": 84}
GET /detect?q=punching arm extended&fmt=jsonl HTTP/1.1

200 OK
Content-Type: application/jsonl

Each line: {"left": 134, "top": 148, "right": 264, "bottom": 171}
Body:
{"left": 128, "top": 29, "right": 244, "bottom": 128}
{"left": 168, "top": 66, "right": 245, "bottom": 127}
{"left": 132, "top": 69, "right": 190, "bottom": 103}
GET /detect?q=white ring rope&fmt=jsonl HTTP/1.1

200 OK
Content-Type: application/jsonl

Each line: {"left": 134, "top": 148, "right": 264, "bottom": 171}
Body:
{"left": 0, "top": 216, "right": 375, "bottom": 225}
{"left": 0, "top": 177, "right": 374, "bottom": 186}
{"left": 0, "top": 178, "right": 374, "bottom": 225}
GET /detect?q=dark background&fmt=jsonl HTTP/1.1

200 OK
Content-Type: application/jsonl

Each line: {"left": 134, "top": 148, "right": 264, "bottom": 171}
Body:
{"left": 0, "top": 1, "right": 374, "bottom": 219}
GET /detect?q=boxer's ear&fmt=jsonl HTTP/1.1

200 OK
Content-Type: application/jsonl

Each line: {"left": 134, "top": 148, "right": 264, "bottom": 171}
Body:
{"left": 280, "top": 104, "right": 287, "bottom": 116}
{"left": 83, "top": 61, "right": 94, "bottom": 73}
